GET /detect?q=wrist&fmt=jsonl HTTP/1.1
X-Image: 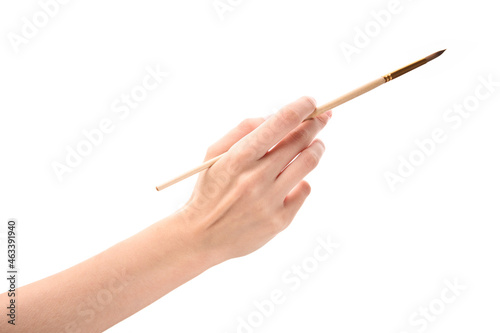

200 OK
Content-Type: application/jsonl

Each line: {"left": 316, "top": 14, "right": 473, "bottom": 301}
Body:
{"left": 160, "top": 207, "right": 222, "bottom": 271}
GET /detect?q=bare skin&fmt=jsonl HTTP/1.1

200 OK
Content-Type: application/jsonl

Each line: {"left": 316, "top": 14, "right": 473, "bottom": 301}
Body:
{"left": 0, "top": 96, "right": 331, "bottom": 332}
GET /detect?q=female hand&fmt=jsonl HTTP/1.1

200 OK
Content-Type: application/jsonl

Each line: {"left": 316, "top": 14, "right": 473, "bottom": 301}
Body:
{"left": 177, "top": 96, "right": 332, "bottom": 263}
{"left": 1, "top": 97, "right": 331, "bottom": 333}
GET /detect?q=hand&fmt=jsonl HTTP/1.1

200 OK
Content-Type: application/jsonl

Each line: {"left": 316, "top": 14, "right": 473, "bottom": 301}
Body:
{"left": 0, "top": 97, "right": 331, "bottom": 333}
{"left": 177, "top": 96, "right": 332, "bottom": 263}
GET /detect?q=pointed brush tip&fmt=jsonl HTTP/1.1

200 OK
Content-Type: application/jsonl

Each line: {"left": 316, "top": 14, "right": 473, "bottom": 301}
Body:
{"left": 426, "top": 49, "right": 446, "bottom": 61}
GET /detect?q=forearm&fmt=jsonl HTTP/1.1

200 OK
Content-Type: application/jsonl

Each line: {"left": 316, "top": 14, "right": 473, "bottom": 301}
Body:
{"left": 0, "top": 96, "right": 327, "bottom": 332}
{"left": 1, "top": 211, "right": 213, "bottom": 332}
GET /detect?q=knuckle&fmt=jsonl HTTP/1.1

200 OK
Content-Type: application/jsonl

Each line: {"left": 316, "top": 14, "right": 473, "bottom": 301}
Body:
{"left": 238, "top": 118, "right": 253, "bottom": 131}
{"left": 278, "top": 97, "right": 316, "bottom": 125}
{"left": 225, "top": 152, "right": 244, "bottom": 174}
{"left": 303, "top": 150, "right": 320, "bottom": 169}
{"left": 279, "top": 105, "right": 302, "bottom": 125}
{"left": 231, "top": 142, "right": 257, "bottom": 163}
{"left": 300, "top": 96, "right": 316, "bottom": 110}
{"left": 290, "top": 128, "right": 309, "bottom": 144}
{"left": 235, "top": 179, "right": 250, "bottom": 196}
{"left": 235, "top": 170, "right": 267, "bottom": 198}
{"left": 235, "top": 174, "right": 256, "bottom": 196}
{"left": 205, "top": 144, "right": 217, "bottom": 157}
{"left": 316, "top": 139, "right": 325, "bottom": 150}
{"left": 315, "top": 113, "right": 329, "bottom": 127}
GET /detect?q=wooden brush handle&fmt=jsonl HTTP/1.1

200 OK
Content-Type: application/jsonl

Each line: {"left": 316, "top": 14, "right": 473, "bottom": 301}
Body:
{"left": 156, "top": 154, "right": 224, "bottom": 191}
{"left": 157, "top": 76, "right": 386, "bottom": 191}
{"left": 305, "top": 77, "right": 385, "bottom": 119}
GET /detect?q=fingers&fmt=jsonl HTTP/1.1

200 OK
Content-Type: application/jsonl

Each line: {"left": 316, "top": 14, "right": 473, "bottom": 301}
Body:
{"left": 275, "top": 139, "right": 325, "bottom": 197}
{"left": 204, "top": 117, "right": 265, "bottom": 161}
{"left": 232, "top": 96, "right": 317, "bottom": 162}
{"left": 262, "top": 111, "right": 331, "bottom": 175}
{"left": 282, "top": 180, "right": 311, "bottom": 224}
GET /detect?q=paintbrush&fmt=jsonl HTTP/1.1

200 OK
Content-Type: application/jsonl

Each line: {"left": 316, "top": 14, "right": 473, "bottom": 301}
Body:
{"left": 156, "top": 49, "right": 446, "bottom": 191}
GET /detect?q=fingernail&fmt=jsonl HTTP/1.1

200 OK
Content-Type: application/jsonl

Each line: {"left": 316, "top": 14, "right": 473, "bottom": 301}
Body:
{"left": 325, "top": 110, "right": 333, "bottom": 119}
{"left": 264, "top": 113, "right": 274, "bottom": 120}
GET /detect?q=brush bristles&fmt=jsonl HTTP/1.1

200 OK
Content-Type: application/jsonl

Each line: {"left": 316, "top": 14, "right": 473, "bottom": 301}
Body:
{"left": 425, "top": 49, "right": 446, "bottom": 62}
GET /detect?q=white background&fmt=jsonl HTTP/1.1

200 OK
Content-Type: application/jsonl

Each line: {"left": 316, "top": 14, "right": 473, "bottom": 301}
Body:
{"left": 1, "top": 0, "right": 499, "bottom": 332}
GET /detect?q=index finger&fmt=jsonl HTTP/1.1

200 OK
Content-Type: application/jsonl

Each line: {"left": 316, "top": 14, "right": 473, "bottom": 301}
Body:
{"left": 232, "top": 96, "right": 317, "bottom": 161}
